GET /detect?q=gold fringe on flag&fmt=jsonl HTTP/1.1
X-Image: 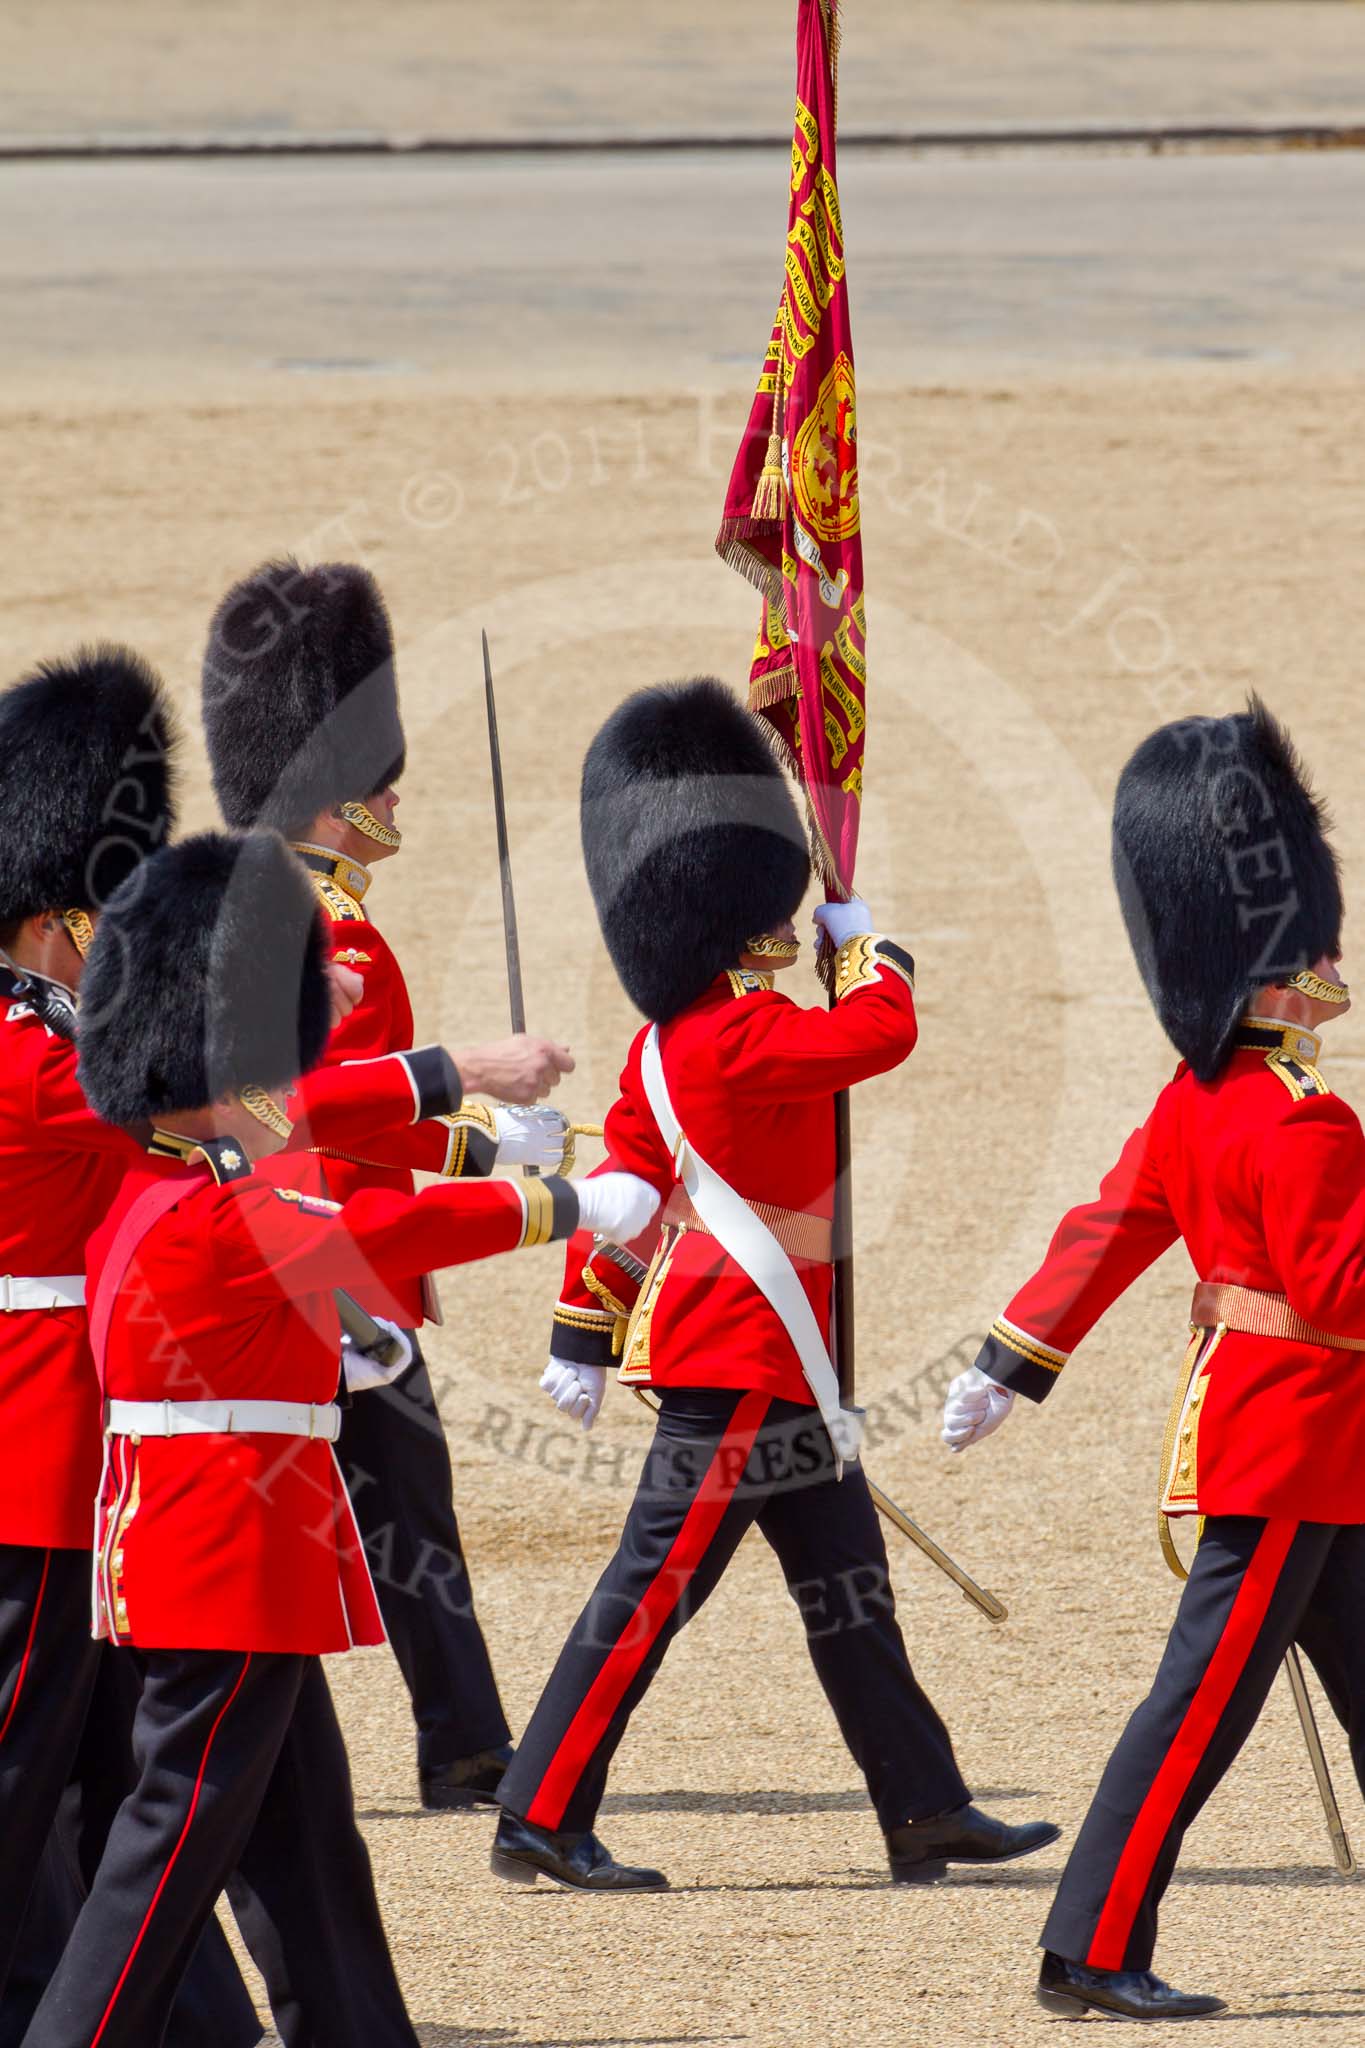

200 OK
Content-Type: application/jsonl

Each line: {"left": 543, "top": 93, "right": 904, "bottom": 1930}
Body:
{"left": 715, "top": 536, "right": 783, "bottom": 607}
{"left": 819, "top": 0, "right": 841, "bottom": 127}
{"left": 747, "top": 662, "right": 798, "bottom": 711}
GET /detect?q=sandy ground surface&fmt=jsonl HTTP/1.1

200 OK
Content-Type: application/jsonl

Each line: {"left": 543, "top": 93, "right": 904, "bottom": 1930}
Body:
{"left": 7, "top": 18, "right": 1365, "bottom": 2041}
{"left": 5, "top": 363, "right": 1365, "bottom": 2043}
{"left": 2, "top": 2, "right": 1365, "bottom": 145}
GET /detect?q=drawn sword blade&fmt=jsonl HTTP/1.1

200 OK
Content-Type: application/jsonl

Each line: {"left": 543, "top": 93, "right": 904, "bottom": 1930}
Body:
{"left": 483, "top": 629, "right": 528, "bottom": 1038}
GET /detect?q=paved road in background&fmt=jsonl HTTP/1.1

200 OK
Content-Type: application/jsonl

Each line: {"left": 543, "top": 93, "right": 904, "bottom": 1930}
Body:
{"left": 4, "top": 2, "right": 1364, "bottom": 147}
{"left": 4, "top": 146, "right": 1365, "bottom": 385}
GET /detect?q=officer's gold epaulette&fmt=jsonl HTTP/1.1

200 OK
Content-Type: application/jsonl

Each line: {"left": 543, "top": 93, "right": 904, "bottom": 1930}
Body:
{"left": 1265, "top": 1049, "right": 1332, "bottom": 1102}
{"left": 308, "top": 872, "right": 368, "bottom": 924}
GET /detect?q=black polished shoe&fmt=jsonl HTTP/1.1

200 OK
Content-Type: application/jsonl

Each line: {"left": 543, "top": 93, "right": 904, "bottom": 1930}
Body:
{"left": 490, "top": 1811, "right": 670, "bottom": 1892}
{"left": 419, "top": 1743, "right": 515, "bottom": 1812}
{"left": 886, "top": 1802, "right": 1061, "bottom": 1884}
{"left": 1036, "top": 1950, "right": 1226, "bottom": 2021}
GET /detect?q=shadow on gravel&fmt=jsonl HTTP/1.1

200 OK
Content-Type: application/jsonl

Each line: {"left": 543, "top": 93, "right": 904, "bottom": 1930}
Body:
{"left": 417, "top": 2035, "right": 742, "bottom": 2047}
{"left": 355, "top": 1788, "right": 1037, "bottom": 1821}
{"left": 678, "top": 1857, "right": 1355, "bottom": 1897}
{"left": 598, "top": 1786, "right": 1037, "bottom": 1815}
{"left": 1215, "top": 2015, "right": 1365, "bottom": 2026}
{"left": 1173, "top": 1864, "right": 1362, "bottom": 1888}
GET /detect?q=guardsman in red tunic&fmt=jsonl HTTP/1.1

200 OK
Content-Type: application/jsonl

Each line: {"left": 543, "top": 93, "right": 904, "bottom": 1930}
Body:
{"left": 944, "top": 702, "right": 1360, "bottom": 2022}
{"left": 22, "top": 828, "right": 656, "bottom": 2048}
{"left": 202, "top": 558, "right": 575, "bottom": 1811}
{"left": 0, "top": 648, "right": 264, "bottom": 2048}
{"left": 491, "top": 679, "right": 1059, "bottom": 1891}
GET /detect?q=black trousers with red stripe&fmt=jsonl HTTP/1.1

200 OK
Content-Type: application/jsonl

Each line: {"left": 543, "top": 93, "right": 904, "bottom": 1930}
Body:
{"left": 1044, "top": 1516, "right": 1365, "bottom": 1973}
{"left": 499, "top": 1388, "right": 969, "bottom": 1836}
{"left": 0, "top": 1546, "right": 101, "bottom": 2006}
{"left": 23, "top": 1650, "right": 420, "bottom": 2048}
{"left": 339, "top": 1337, "right": 510, "bottom": 1769}
{"left": 0, "top": 1547, "right": 259, "bottom": 2048}
{"left": 5, "top": 1644, "right": 261, "bottom": 2048}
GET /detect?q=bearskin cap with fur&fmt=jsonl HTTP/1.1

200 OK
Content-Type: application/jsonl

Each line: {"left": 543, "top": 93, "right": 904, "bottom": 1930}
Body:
{"left": 0, "top": 645, "right": 177, "bottom": 929}
{"left": 1112, "top": 697, "right": 1342, "bottom": 1081}
{"left": 78, "top": 830, "right": 332, "bottom": 1125}
{"left": 581, "top": 678, "right": 811, "bottom": 1022}
{"left": 201, "top": 558, "right": 404, "bottom": 835}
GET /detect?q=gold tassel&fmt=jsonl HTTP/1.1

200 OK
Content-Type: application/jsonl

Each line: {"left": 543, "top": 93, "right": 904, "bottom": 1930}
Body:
{"left": 750, "top": 383, "right": 786, "bottom": 521}
{"left": 751, "top": 425, "right": 785, "bottom": 520}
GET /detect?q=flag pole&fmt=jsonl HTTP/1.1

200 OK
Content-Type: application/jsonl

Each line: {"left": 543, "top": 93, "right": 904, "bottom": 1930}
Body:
{"left": 831, "top": 1077, "right": 855, "bottom": 1401}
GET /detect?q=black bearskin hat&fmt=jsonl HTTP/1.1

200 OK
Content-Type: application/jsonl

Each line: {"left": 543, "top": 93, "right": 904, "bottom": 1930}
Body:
{"left": 581, "top": 678, "right": 811, "bottom": 1022}
{"left": 1112, "top": 698, "right": 1342, "bottom": 1081}
{"left": 0, "top": 646, "right": 177, "bottom": 929}
{"left": 78, "top": 831, "right": 332, "bottom": 1125}
{"left": 201, "top": 558, "right": 404, "bottom": 835}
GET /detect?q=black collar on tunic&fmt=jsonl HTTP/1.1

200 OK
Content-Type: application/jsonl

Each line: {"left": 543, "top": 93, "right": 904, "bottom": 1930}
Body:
{"left": 147, "top": 1131, "right": 254, "bottom": 1183}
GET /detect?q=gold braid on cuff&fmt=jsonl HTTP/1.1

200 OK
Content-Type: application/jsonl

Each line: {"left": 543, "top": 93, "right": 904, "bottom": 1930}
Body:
{"left": 519, "top": 1180, "right": 556, "bottom": 1248}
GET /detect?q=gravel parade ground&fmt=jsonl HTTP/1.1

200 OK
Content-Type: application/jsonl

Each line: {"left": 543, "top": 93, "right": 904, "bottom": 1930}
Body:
{"left": 5, "top": 6, "right": 1365, "bottom": 2044}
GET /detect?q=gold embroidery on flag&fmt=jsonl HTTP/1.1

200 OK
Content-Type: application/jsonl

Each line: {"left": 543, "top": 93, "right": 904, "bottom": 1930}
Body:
{"left": 819, "top": 648, "right": 866, "bottom": 747}
{"left": 794, "top": 100, "right": 820, "bottom": 176}
{"left": 792, "top": 353, "right": 859, "bottom": 542}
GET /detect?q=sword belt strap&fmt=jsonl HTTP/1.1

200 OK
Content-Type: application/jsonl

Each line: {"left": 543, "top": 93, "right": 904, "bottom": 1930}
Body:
{"left": 662, "top": 1188, "right": 832, "bottom": 1266}
{"left": 1190, "top": 1281, "right": 1365, "bottom": 1352}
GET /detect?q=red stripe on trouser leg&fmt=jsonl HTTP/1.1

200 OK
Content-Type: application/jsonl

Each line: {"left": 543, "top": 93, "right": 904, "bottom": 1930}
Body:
{"left": 90, "top": 1653, "right": 254, "bottom": 2047}
{"left": 1086, "top": 1519, "right": 1298, "bottom": 1970}
{"left": 0, "top": 1547, "right": 51, "bottom": 1746}
{"left": 526, "top": 1391, "right": 771, "bottom": 1830}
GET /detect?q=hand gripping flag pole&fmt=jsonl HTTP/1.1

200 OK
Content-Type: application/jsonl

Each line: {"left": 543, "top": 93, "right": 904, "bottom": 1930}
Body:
{"left": 714, "top": 0, "right": 1004, "bottom": 1624}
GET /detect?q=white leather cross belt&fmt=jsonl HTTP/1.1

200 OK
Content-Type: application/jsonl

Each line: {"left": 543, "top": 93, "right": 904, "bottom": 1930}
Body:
{"left": 105, "top": 1398, "right": 342, "bottom": 1443}
{"left": 0, "top": 1274, "right": 86, "bottom": 1311}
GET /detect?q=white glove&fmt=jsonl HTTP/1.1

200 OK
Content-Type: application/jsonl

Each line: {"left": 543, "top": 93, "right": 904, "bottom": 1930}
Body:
{"left": 493, "top": 1103, "right": 571, "bottom": 1172}
{"left": 573, "top": 1172, "right": 661, "bottom": 1243}
{"left": 540, "top": 1358, "right": 606, "bottom": 1432}
{"left": 342, "top": 1315, "right": 414, "bottom": 1393}
{"left": 813, "top": 897, "right": 874, "bottom": 950}
{"left": 941, "top": 1365, "right": 1016, "bottom": 1452}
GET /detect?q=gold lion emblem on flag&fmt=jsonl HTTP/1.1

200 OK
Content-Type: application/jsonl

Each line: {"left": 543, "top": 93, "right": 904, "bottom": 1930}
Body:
{"left": 791, "top": 351, "right": 859, "bottom": 544}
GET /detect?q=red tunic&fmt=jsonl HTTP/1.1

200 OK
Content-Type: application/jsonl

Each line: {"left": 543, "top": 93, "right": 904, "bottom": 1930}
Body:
{"left": 88, "top": 1155, "right": 568, "bottom": 1654}
{"left": 551, "top": 941, "right": 917, "bottom": 1405}
{"left": 0, "top": 969, "right": 142, "bottom": 1547}
{"left": 0, "top": 945, "right": 455, "bottom": 1554}
{"left": 978, "top": 1018, "right": 1365, "bottom": 1523}
{"left": 274, "top": 849, "right": 473, "bottom": 1327}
